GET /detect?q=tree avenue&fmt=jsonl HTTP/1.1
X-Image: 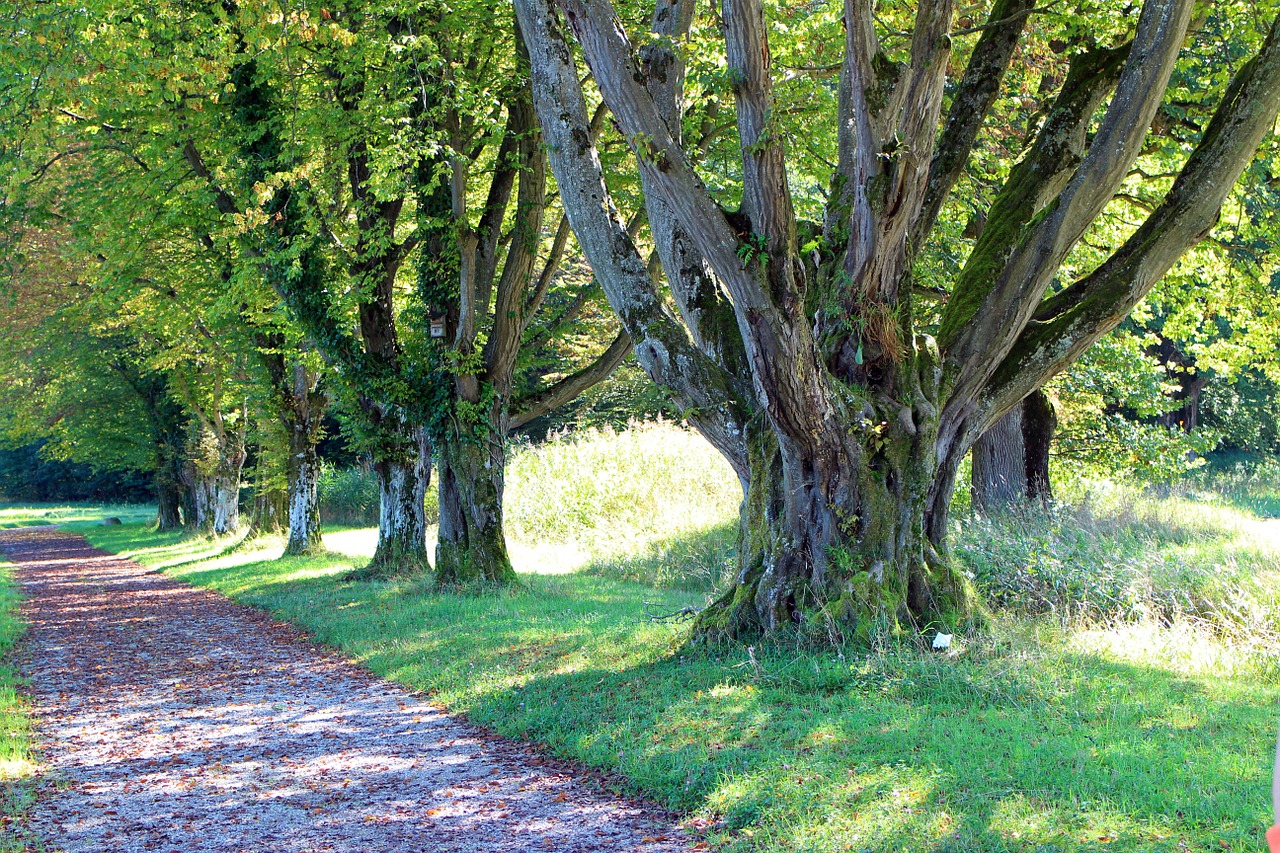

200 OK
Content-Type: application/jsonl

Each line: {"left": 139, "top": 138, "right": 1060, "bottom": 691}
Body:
{"left": 514, "top": 0, "right": 1280, "bottom": 640}
{"left": 206, "top": 3, "right": 628, "bottom": 580}
{"left": 1, "top": 1, "right": 629, "bottom": 579}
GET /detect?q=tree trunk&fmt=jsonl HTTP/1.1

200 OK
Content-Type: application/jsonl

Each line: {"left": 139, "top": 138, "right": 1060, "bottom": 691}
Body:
{"left": 187, "top": 422, "right": 246, "bottom": 536}
{"left": 195, "top": 468, "right": 242, "bottom": 535}
{"left": 1022, "top": 389, "right": 1056, "bottom": 504}
{"left": 284, "top": 421, "right": 323, "bottom": 555}
{"left": 696, "top": 355, "right": 978, "bottom": 642}
{"left": 972, "top": 389, "right": 1055, "bottom": 512}
{"left": 249, "top": 487, "right": 288, "bottom": 535}
{"left": 363, "top": 425, "right": 431, "bottom": 576}
{"left": 154, "top": 436, "right": 187, "bottom": 531}
{"left": 155, "top": 473, "right": 184, "bottom": 531}
{"left": 972, "top": 406, "right": 1026, "bottom": 512}
{"left": 435, "top": 403, "right": 517, "bottom": 586}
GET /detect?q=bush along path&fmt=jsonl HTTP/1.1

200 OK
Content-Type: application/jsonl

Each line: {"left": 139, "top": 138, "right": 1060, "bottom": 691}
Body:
{"left": 1, "top": 527, "right": 691, "bottom": 852}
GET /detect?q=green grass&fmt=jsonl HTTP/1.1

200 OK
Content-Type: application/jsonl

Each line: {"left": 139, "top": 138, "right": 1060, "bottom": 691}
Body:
{"left": 0, "top": 558, "right": 38, "bottom": 850}
{"left": 82, "top": 516, "right": 1278, "bottom": 852}
{"left": 0, "top": 501, "right": 155, "bottom": 529}
{"left": 14, "top": 423, "right": 1279, "bottom": 851}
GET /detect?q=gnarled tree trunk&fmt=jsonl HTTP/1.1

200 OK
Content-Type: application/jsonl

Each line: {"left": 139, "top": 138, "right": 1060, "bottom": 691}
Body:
{"left": 697, "top": 347, "right": 974, "bottom": 640}
{"left": 518, "top": 0, "right": 1280, "bottom": 644}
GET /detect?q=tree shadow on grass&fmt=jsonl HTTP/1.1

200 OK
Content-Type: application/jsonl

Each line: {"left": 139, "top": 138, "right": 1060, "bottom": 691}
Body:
{"left": 179, "top": 549, "right": 1274, "bottom": 852}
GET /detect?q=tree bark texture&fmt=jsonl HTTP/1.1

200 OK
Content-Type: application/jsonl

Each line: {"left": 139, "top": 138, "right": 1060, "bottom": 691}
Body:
{"left": 259, "top": 347, "right": 327, "bottom": 557}
{"left": 971, "top": 389, "right": 1055, "bottom": 512}
{"left": 185, "top": 419, "right": 246, "bottom": 536}
{"left": 249, "top": 486, "right": 287, "bottom": 535}
{"left": 434, "top": 402, "right": 517, "bottom": 586}
{"left": 154, "top": 470, "right": 184, "bottom": 531}
{"left": 285, "top": 418, "right": 323, "bottom": 555}
{"left": 366, "top": 424, "right": 431, "bottom": 576}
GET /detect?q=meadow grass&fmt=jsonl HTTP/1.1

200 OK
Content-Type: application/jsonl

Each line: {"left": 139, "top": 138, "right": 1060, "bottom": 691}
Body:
{"left": 72, "top": 423, "right": 1280, "bottom": 852}
{"left": 0, "top": 502, "right": 154, "bottom": 529}
{"left": 0, "top": 558, "right": 37, "bottom": 850}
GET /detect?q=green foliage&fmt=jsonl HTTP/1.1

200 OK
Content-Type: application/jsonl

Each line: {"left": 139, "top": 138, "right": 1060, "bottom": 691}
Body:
{"left": 1201, "top": 369, "right": 1280, "bottom": 455}
{"left": 316, "top": 462, "right": 440, "bottom": 528}
{"left": 1049, "top": 332, "right": 1219, "bottom": 482}
{"left": 0, "top": 442, "right": 152, "bottom": 503}
{"left": 316, "top": 464, "right": 381, "bottom": 527}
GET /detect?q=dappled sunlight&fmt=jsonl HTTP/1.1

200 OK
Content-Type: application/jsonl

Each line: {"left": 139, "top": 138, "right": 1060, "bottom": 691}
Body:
{"left": 6, "top": 526, "right": 690, "bottom": 852}
{"left": 66, "top": 477, "right": 1280, "bottom": 852}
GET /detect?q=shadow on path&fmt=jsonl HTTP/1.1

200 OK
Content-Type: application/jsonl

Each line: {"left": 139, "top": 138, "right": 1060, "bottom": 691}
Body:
{"left": 1, "top": 527, "right": 689, "bottom": 853}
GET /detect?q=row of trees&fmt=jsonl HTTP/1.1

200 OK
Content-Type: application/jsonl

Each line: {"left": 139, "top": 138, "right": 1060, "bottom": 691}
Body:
{"left": 2, "top": 0, "right": 1279, "bottom": 641}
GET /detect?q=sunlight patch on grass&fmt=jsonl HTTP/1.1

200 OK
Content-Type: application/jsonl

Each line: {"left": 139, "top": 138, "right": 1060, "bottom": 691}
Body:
{"left": 0, "top": 501, "right": 154, "bottom": 529}
{"left": 83, "top": 519, "right": 1280, "bottom": 853}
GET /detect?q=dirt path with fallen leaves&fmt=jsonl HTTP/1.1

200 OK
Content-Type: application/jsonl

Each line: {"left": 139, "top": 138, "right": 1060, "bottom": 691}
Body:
{"left": 3, "top": 527, "right": 698, "bottom": 853}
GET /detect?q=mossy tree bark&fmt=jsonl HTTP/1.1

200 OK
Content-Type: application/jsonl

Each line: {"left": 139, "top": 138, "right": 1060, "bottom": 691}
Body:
{"left": 696, "top": 344, "right": 976, "bottom": 640}
{"left": 186, "top": 416, "right": 246, "bottom": 536}
{"left": 520, "top": 0, "right": 1280, "bottom": 642}
{"left": 255, "top": 339, "right": 327, "bottom": 556}
{"left": 434, "top": 402, "right": 516, "bottom": 586}
{"left": 416, "top": 38, "right": 630, "bottom": 588}
{"left": 284, "top": 412, "right": 323, "bottom": 555}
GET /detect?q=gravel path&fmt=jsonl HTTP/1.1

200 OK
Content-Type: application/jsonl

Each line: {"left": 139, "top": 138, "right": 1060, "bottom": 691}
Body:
{"left": 3, "top": 527, "right": 695, "bottom": 852}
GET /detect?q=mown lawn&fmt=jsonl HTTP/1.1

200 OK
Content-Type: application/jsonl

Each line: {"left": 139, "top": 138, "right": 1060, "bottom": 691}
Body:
{"left": 0, "top": 502, "right": 154, "bottom": 529}
{"left": 85, "top": 520, "right": 1278, "bottom": 853}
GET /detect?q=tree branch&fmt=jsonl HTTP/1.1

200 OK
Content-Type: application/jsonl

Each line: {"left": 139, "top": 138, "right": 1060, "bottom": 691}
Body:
{"left": 508, "top": 330, "right": 633, "bottom": 430}
{"left": 913, "top": 0, "right": 1038, "bottom": 248}
{"left": 514, "top": 0, "right": 754, "bottom": 477}
{"left": 976, "top": 14, "right": 1280, "bottom": 432}
{"left": 939, "top": 0, "right": 1193, "bottom": 439}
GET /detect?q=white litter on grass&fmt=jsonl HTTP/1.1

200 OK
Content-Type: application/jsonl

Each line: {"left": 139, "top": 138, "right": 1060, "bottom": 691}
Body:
{"left": 932, "top": 633, "right": 953, "bottom": 650}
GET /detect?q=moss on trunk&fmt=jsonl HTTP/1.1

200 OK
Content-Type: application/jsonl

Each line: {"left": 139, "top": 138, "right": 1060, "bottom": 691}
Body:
{"left": 693, "top": 350, "right": 980, "bottom": 645}
{"left": 434, "top": 414, "right": 517, "bottom": 587}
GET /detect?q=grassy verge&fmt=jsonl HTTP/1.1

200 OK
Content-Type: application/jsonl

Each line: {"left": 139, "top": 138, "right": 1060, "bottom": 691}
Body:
{"left": 85, "top": 517, "right": 1278, "bottom": 853}
{"left": 0, "top": 558, "right": 38, "bottom": 850}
